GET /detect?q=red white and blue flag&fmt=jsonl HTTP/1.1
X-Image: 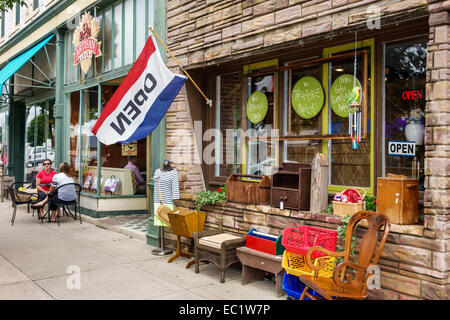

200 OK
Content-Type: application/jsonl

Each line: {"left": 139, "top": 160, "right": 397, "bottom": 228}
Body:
{"left": 92, "top": 35, "right": 187, "bottom": 145}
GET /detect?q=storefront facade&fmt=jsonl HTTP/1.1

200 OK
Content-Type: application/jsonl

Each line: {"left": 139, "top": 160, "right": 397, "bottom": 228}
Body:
{"left": 165, "top": 1, "right": 449, "bottom": 299}
{"left": 0, "top": 0, "right": 167, "bottom": 246}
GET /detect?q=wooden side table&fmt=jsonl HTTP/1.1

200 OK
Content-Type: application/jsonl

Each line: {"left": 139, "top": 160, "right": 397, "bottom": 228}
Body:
{"left": 236, "top": 246, "right": 285, "bottom": 297}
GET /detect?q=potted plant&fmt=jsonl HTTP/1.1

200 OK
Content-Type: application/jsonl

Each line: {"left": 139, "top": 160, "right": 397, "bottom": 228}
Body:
{"left": 194, "top": 187, "right": 226, "bottom": 229}
{"left": 194, "top": 186, "right": 226, "bottom": 211}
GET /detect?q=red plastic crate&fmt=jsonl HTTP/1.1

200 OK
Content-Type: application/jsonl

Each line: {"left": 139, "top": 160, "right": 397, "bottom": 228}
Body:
{"left": 246, "top": 235, "right": 276, "bottom": 255}
{"left": 282, "top": 226, "right": 337, "bottom": 259}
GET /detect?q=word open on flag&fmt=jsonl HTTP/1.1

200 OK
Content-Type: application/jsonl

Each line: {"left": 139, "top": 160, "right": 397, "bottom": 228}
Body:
{"left": 92, "top": 35, "right": 187, "bottom": 145}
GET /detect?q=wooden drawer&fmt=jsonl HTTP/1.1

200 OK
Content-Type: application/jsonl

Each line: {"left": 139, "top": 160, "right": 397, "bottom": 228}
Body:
{"left": 271, "top": 187, "right": 298, "bottom": 209}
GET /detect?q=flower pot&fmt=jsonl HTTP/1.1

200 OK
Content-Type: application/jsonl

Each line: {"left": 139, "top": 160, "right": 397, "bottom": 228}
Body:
{"left": 405, "top": 122, "right": 424, "bottom": 145}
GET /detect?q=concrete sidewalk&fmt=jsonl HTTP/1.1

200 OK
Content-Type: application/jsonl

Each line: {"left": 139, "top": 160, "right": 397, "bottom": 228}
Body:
{"left": 0, "top": 200, "right": 285, "bottom": 300}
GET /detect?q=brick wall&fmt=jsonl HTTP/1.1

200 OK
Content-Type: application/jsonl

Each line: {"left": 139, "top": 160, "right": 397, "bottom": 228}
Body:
{"left": 423, "top": 0, "right": 450, "bottom": 300}
{"left": 166, "top": 0, "right": 429, "bottom": 194}
{"left": 164, "top": 0, "right": 450, "bottom": 300}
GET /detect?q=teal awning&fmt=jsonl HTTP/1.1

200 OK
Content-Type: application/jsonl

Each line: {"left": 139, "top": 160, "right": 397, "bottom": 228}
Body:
{"left": 0, "top": 34, "right": 54, "bottom": 88}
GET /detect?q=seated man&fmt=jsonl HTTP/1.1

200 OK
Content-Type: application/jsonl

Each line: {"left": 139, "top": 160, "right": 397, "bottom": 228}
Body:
{"left": 124, "top": 156, "right": 146, "bottom": 194}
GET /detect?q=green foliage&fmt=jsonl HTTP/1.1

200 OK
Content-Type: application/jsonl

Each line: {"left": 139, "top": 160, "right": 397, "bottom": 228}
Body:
{"left": 27, "top": 114, "right": 46, "bottom": 147}
{"left": 328, "top": 203, "right": 334, "bottom": 214}
{"left": 194, "top": 186, "right": 226, "bottom": 211}
{"left": 0, "top": 1, "right": 28, "bottom": 11}
{"left": 365, "top": 196, "right": 376, "bottom": 212}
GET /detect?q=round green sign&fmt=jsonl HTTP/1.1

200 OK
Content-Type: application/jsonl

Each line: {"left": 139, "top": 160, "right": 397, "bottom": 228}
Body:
{"left": 291, "top": 76, "right": 325, "bottom": 119}
{"left": 330, "top": 74, "right": 362, "bottom": 118}
{"left": 246, "top": 91, "right": 268, "bottom": 124}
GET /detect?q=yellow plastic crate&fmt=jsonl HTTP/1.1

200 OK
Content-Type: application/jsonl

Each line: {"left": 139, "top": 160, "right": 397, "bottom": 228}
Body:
{"left": 282, "top": 250, "right": 337, "bottom": 278}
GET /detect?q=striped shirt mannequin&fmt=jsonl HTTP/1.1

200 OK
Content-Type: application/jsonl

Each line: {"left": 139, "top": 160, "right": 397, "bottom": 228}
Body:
{"left": 153, "top": 168, "right": 180, "bottom": 205}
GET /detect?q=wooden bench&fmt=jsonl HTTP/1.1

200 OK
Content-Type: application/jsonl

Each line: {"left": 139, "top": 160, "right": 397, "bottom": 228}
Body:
{"left": 236, "top": 246, "right": 285, "bottom": 297}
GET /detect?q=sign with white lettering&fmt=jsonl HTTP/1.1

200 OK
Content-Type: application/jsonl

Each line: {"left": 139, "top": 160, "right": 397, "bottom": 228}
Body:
{"left": 388, "top": 141, "right": 415, "bottom": 157}
{"left": 92, "top": 35, "right": 187, "bottom": 145}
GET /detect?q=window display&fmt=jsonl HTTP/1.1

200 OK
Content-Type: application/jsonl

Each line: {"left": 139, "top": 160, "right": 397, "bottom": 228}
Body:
{"left": 69, "top": 84, "right": 147, "bottom": 196}
{"left": 384, "top": 38, "right": 426, "bottom": 190}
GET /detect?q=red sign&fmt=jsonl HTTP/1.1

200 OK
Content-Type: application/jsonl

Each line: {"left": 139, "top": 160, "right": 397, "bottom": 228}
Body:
{"left": 402, "top": 90, "right": 423, "bottom": 100}
{"left": 73, "top": 37, "right": 102, "bottom": 66}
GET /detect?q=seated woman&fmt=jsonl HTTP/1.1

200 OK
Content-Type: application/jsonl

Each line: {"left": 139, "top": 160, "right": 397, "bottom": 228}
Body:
{"left": 32, "top": 162, "right": 77, "bottom": 222}
{"left": 35, "top": 159, "right": 57, "bottom": 201}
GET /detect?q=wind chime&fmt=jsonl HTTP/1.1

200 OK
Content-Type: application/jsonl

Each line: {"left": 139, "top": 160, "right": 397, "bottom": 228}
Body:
{"left": 348, "top": 30, "right": 362, "bottom": 150}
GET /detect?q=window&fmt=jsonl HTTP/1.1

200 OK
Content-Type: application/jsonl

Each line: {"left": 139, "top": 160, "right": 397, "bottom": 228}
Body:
{"left": 123, "top": 0, "right": 134, "bottom": 65}
{"left": 284, "top": 64, "right": 323, "bottom": 164}
{"left": 68, "top": 85, "right": 147, "bottom": 196}
{"left": 322, "top": 40, "right": 375, "bottom": 194}
{"left": 383, "top": 38, "right": 427, "bottom": 190}
{"left": 1, "top": 11, "right": 5, "bottom": 38}
{"left": 113, "top": 2, "right": 122, "bottom": 69}
{"left": 15, "top": 3, "right": 20, "bottom": 25}
{"left": 214, "top": 73, "right": 242, "bottom": 178}
{"left": 25, "top": 100, "right": 55, "bottom": 173}
{"left": 33, "top": 0, "right": 39, "bottom": 10}
{"left": 243, "top": 60, "right": 278, "bottom": 176}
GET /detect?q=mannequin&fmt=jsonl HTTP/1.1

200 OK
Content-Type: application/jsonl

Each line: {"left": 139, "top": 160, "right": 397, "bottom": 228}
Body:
{"left": 152, "top": 159, "right": 179, "bottom": 256}
{"left": 153, "top": 159, "right": 179, "bottom": 226}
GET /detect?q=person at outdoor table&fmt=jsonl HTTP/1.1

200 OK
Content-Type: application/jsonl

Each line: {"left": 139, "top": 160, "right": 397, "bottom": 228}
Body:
{"left": 32, "top": 162, "right": 77, "bottom": 222}
{"left": 35, "top": 159, "right": 57, "bottom": 201}
{"left": 124, "top": 156, "right": 146, "bottom": 194}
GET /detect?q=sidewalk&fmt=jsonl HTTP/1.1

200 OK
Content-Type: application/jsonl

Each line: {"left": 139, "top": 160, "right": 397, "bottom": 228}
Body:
{"left": 0, "top": 200, "right": 285, "bottom": 300}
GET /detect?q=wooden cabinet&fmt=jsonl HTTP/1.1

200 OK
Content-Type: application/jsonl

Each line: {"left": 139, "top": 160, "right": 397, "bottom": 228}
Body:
{"left": 270, "top": 163, "right": 311, "bottom": 211}
{"left": 377, "top": 175, "right": 419, "bottom": 225}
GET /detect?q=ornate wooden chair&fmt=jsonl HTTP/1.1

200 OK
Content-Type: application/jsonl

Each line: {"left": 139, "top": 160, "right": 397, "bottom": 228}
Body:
{"left": 297, "top": 211, "right": 390, "bottom": 300}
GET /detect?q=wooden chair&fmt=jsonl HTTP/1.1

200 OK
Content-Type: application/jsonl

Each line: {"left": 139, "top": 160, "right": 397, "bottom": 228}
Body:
{"left": 297, "top": 211, "right": 390, "bottom": 300}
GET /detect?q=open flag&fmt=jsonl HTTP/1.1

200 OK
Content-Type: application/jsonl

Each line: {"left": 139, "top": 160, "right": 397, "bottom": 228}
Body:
{"left": 92, "top": 35, "right": 187, "bottom": 145}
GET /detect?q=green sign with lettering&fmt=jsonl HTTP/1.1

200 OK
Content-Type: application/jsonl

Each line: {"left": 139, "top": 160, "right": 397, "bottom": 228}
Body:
{"left": 246, "top": 91, "right": 268, "bottom": 124}
{"left": 291, "top": 76, "right": 325, "bottom": 119}
{"left": 330, "top": 74, "right": 362, "bottom": 118}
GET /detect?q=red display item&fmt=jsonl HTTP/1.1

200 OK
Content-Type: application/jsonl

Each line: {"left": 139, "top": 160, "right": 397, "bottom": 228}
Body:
{"left": 282, "top": 226, "right": 337, "bottom": 259}
{"left": 246, "top": 235, "right": 276, "bottom": 255}
{"left": 341, "top": 188, "right": 362, "bottom": 203}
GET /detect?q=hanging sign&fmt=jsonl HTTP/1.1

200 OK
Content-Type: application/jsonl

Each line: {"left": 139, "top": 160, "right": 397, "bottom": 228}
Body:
{"left": 291, "top": 76, "right": 324, "bottom": 119}
{"left": 330, "top": 74, "right": 362, "bottom": 118}
{"left": 388, "top": 141, "right": 415, "bottom": 157}
{"left": 122, "top": 141, "right": 137, "bottom": 156}
{"left": 246, "top": 91, "right": 268, "bottom": 124}
{"left": 73, "top": 13, "right": 102, "bottom": 74}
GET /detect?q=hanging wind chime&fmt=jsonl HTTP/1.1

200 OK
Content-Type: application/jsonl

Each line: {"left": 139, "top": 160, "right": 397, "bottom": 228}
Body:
{"left": 347, "top": 31, "right": 362, "bottom": 150}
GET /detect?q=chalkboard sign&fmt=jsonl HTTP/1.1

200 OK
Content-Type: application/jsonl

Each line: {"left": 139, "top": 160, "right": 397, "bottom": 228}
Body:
{"left": 291, "top": 76, "right": 325, "bottom": 119}
{"left": 246, "top": 91, "right": 268, "bottom": 124}
{"left": 330, "top": 74, "right": 362, "bottom": 118}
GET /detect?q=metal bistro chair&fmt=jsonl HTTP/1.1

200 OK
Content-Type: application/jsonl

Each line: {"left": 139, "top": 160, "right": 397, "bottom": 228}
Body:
{"left": 40, "top": 183, "right": 82, "bottom": 226}
{"left": 8, "top": 182, "right": 39, "bottom": 226}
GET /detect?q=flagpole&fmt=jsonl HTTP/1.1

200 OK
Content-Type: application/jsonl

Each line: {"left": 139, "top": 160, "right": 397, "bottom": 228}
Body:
{"left": 148, "top": 25, "right": 212, "bottom": 107}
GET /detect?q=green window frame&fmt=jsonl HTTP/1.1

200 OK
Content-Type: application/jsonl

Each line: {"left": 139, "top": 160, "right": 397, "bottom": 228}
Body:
{"left": 322, "top": 39, "right": 376, "bottom": 196}
{"left": 15, "top": 3, "right": 20, "bottom": 26}
{"left": 1, "top": 11, "right": 5, "bottom": 38}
